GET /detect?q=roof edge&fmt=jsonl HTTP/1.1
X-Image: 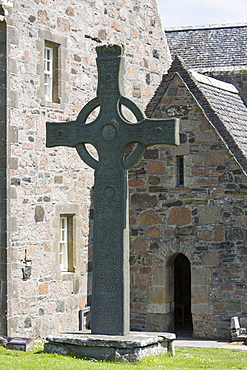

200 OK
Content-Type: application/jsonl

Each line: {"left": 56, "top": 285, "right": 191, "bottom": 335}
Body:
{"left": 190, "top": 70, "right": 239, "bottom": 94}
{"left": 165, "top": 22, "right": 247, "bottom": 32}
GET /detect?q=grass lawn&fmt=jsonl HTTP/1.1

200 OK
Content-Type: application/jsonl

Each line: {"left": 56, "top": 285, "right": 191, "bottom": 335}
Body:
{"left": 0, "top": 344, "right": 246, "bottom": 369}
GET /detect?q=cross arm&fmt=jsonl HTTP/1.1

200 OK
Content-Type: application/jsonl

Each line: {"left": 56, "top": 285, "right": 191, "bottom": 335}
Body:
{"left": 126, "top": 118, "right": 180, "bottom": 147}
{"left": 46, "top": 120, "right": 93, "bottom": 148}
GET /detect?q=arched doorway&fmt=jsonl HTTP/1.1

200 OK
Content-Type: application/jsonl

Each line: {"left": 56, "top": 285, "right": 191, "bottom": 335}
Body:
{"left": 174, "top": 254, "right": 193, "bottom": 332}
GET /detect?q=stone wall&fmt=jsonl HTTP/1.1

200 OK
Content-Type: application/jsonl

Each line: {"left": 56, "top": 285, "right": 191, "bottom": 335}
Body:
{"left": 129, "top": 74, "right": 247, "bottom": 339}
{"left": 2, "top": 0, "right": 170, "bottom": 338}
{"left": 0, "top": 9, "right": 7, "bottom": 335}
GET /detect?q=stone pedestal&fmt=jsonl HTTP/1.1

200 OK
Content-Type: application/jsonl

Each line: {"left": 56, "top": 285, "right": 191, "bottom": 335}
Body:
{"left": 44, "top": 331, "right": 176, "bottom": 362}
{"left": 7, "top": 337, "right": 34, "bottom": 351}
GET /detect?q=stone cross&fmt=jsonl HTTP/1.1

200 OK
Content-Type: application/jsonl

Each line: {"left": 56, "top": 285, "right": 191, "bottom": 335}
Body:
{"left": 46, "top": 44, "right": 179, "bottom": 336}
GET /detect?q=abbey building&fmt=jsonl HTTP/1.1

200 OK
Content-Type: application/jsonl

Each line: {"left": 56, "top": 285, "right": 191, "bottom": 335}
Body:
{"left": 0, "top": 0, "right": 246, "bottom": 340}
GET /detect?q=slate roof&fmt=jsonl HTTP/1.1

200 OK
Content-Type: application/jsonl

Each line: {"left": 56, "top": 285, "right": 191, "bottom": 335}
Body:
{"left": 146, "top": 57, "right": 247, "bottom": 174}
{"left": 165, "top": 24, "right": 247, "bottom": 70}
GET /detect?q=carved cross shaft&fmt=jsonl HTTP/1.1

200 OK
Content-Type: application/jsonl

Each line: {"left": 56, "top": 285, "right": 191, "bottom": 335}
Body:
{"left": 46, "top": 44, "right": 179, "bottom": 336}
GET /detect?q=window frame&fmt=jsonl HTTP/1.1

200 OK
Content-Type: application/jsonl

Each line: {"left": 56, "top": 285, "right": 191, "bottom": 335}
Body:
{"left": 44, "top": 45, "right": 53, "bottom": 102}
{"left": 53, "top": 205, "right": 85, "bottom": 280}
{"left": 177, "top": 155, "right": 184, "bottom": 187}
{"left": 37, "top": 30, "right": 67, "bottom": 108}
{"left": 59, "top": 215, "right": 75, "bottom": 273}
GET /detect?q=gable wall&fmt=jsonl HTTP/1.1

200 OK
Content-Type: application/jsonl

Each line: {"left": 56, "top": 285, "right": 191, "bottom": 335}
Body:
{"left": 129, "top": 75, "right": 247, "bottom": 339}
{"left": 2, "top": 0, "right": 170, "bottom": 338}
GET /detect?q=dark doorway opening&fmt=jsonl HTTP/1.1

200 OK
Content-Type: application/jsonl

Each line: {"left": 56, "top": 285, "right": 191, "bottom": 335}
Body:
{"left": 174, "top": 254, "right": 193, "bottom": 334}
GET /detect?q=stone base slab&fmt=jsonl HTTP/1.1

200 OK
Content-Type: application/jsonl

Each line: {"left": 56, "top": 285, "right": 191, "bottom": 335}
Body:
{"left": 44, "top": 331, "right": 176, "bottom": 362}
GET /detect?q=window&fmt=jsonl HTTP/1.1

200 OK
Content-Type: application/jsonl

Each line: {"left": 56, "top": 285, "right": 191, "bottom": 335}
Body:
{"left": 54, "top": 205, "right": 82, "bottom": 280}
{"left": 59, "top": 216, "right": 74, "bottom": 272}
{"left": 177, "top": 156, "right": 184, "bottom": 186}
{"left": 44, "top": 46, "right": 53, "bottom": 101}
{"left": 37, "top": 31, "right": 67, "bottom": 108}
{"left": 44, "top": 42, "right": 59, "bottom": 103}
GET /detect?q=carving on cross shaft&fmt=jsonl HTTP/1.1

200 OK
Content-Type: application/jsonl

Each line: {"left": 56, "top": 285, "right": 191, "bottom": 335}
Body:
{"left": 46, "top": 44, "right": 180, "bottom": 336}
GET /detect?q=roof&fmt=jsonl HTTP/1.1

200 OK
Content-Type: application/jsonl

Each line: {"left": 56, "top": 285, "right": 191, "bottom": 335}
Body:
{"left": 165, "top": 24, "right": 247, "bottom": 70}
{"left": 146, "top": 56, "right": 247, "bottom": 174}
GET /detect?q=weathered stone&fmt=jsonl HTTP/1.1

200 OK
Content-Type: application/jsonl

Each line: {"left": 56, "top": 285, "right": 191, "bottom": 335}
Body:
{"left": 167, "top": 87, "right": 178, "bottom": 96}
{"left": 131, "top": 193, "right": 157, "bottom": 208}
{"left": 0, "top": 336, "right": 8, "bottom": 347}
{"left": 24, "top": 317, "right": 32, "bottom": 328}
{"left": 54, "top": 175, "right": 63, "bottom": 184}
{"left": 139, "top": 210, "right": 163, "bottom": 226}
{"left": 133, "top": 86, "right": 141, "bottom": 98}
{"left": 149, "top": 241, "right": 160, "bottom": 250}
{"left": 129, "top": 179, "right": 145, "bottom": 187}
{"left": 226, "top": 227, "right": 244, "bottom": 241}
{"left": 146, "top": 227, "right": 160, "bottom": 237}
{"left": 148, "top": 176, "right": 160, "bottom": 185}
{"left": 37, "top": 10, "right": 49, "bottom": 25}
{"left": 202, "top": 251, "right": 220, "bottom": 266}
{"left": 28, "top": 15, "right": 36, "bottom": 23}
{"left": 133, "top": 236, "right": 148, "bottom": 253}
{"left": 57, "top": 17, "right": 70, "bottom": 32}
{"left": 22, "top": 266, "right": 32, "bottom": 280}
{"left": 147, "top": 160, "right": 164, "bottom": 174}
{"left": 163, "top": 200, "right": 183, "bottom": 207}
{"left": 191, "top": 286, "right": 208, "bottom": 304}
{"left": 11, "top": 177, "right": 20, "bottom": 186}
{"left": 218, "top": 172, "right": 234, "bottom": 183}
{"left": 198, "top": 206, "right": 221, "bottom": 224}
{"left": 34, "top": 205, "right": 44, "bottom": 222}
{"left": 149, "top": 186, "right": 167, "bottom": 193}
{"left": 45, "top": 332, "right": 175, "bottom": 362}
{"left": 168, "top": 207, "right": 191, "bottom": 225}
{"left": 56, "top": 301, "right": 65, "bottom": 313}
{"left": 38, "top": 282, "right": 48, "bottom": 295}
{"left": 144, "top": 149, "right": 158, "bottom": 159}
{"left": 175, "top": 225, "right": 195, "bottom": 236}
{"left": 65, "top": 7, "right": 74, "bottom": 17}
{"left": 74, "top": 54, "right": 81, "bottom": 62}
{"left": 98, "top": 29, "right": 107, "bottom": 40}
{"left": 225, "top": 301, "right": 242, "bottom": 313}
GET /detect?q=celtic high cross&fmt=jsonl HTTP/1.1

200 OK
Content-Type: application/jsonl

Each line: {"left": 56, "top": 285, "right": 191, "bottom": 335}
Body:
{"left": 46, "top": 45, "right": 179, "bottom": 336}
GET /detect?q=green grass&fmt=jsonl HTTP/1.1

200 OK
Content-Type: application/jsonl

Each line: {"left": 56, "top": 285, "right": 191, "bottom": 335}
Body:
{"left": 0, "top": 345, "right": 246, "bottom": 370}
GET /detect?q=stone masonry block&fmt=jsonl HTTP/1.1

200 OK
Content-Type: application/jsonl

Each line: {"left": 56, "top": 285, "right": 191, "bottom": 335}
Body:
{"left": 131, "top": 193, "right": 157, "bottom": 208}
{"left": 191, "top": 285, "right": 208, "bottom": 304}
{"left": 191, "top": 303, "right": 213, "bottom": 315}
{"left": 148, "top": 286, "right": 165, "bottom": 305}
{"left": 133, "top": 236, "right": 148, "bottom": 253}
{"left": 168, "top": 207, "right": 192, "bottom": 225}
{"left": 147, "top": 303, "right": 171, "bottom": 314}
{"left": 191, "top": 267, "right": 212, "bottom": 286}
{"left": 139, "top": 210, "right": 163, "bottom": 226}
{"left": 152, "top": 266, "right": 165, "bottom": 285}
{"left": 198, "top": 206, "right": 221, "bottom": 224}
{"left": 202, "top": 251, "right": 220, "bottom": 266}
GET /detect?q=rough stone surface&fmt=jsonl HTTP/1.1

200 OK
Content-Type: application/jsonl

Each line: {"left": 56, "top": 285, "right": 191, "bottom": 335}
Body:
{"left": 0, "top": 336, "right": 8, "bottom": 347}
{"left": 129, "top": 57, "right": 247, "bottom": 340}
{"left": 44, "top": 331, "right": 176, "bottom": 362}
